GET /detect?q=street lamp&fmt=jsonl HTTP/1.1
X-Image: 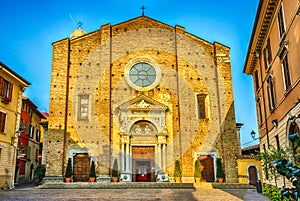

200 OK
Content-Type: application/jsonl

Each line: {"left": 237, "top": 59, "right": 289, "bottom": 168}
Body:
{"left": 251, "top": 130, "right": 256, "bottom": 140}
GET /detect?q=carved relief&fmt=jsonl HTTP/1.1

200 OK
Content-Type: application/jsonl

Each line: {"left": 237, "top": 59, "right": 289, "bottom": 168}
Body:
{"left": 136, "top": 100, "right": 151, "bottom": 108}
{"left": 117, "top": 95, "right": 168, "bottom": 136}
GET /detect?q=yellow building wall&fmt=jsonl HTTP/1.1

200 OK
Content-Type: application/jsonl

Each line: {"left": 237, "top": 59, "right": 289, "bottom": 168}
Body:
{"left": 0, "top": 63, "right": 29, "bottom": 189}
{"left": 237, "top": 157, "right": 263, "bottom": 184}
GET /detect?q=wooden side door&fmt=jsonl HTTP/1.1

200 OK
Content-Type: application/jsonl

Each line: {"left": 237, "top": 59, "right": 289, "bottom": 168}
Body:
{"left": 199, "top": 155, "right": 214, "bottom": 182}
{"left": 73, "top": 153, "right": 90, "bottom": 182}
{"left": 248, "top": 166, "right": 258, "bottom": 185}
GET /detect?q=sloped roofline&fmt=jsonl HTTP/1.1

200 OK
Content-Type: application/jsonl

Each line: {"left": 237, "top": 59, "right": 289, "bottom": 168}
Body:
{"left": 243, "top": 0, "right": 279, "bottom": 75}
{"left": 23, "top": 96, "right": 46, "bottom": 119}
{"left": 112, "top": 15, "right": 228, "bottom": 48}
{"left": 0, "top": 61, "right": 31, "bottom": 86}
{"left": 55, "top": 15, "right": 229, "bottom": 48}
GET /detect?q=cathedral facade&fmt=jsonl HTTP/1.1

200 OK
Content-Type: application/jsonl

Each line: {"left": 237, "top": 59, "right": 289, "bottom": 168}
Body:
{"left": 45, "top": 15, "right": 239, "bottom": 183}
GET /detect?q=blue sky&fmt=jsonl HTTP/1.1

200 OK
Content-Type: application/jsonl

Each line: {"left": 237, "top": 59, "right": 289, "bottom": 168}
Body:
{"left": 0, "top": 0, "right": 260, "bottom": 147}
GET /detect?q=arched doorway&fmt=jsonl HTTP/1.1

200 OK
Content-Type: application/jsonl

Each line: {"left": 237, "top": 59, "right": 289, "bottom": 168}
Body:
{"left": 248, "top": 165, "right": 258, "bottom": 185}
{"left": 130, "top": 121, "right": 157, "bottom": 182}
{"left": 199, "top": 155, "right": 214, "bottom": 182}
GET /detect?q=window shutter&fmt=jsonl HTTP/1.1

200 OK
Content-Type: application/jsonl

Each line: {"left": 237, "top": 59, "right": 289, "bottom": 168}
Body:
{"left": 0, "top": 77, "right": 4, "bottom": 97}
{"left": 0, "top": 112, "right": 6, "bottom": 132}
{"left": 8, "top": 82, "right": 13, "bottom": 101}
{"left": 36, "top": 130, "right": 40, "bottom": 142}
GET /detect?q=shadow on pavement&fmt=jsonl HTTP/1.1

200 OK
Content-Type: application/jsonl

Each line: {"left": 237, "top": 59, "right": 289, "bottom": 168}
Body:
{"left": 222, "top": 189, "right": 270, "bottom": 201}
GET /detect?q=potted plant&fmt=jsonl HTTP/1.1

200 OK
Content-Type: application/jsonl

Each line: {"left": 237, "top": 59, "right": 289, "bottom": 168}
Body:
{"left": 34, "top": 164, "right": 45, "bottom": 185}
{"left": 111, "top": 159, "right": 119, "bottom": 182}
{"left": 194, "top": 160, "right": 202, "bottom": 183}
{"left": 65, "top": 158, "right": 72, "bottom": 183}
{"left": 90, "top": 160, "right": 96, "bottom": 182}
{"left": 216, "top": 158, "right": 225, "bottom": 183}
{"left": 174, "top": 160, "right": 182, "bottom": 183}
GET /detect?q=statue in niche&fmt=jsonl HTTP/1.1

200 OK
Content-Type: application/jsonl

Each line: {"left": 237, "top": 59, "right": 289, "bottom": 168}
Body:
{"left": 135, "top": 125, "right": 142, "bottom": 134}
{"left": 144, "top": 125, "right": 151, "bottom": 134}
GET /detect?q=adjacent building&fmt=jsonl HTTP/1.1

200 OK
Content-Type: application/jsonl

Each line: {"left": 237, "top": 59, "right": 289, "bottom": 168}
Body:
{"left": 0, "top": 62, "right": 30, "bottom": 189}
{"left": 15, "top": 97, "right": 46, "bottom": 183}
{"left": 244, "top": 0, "right": 300, "bottom": 184}
{"left": 44, "top": 15, "right": 239, "bottom": 183}
{"left": 237, "top": 144, "right": 262, "bottom": 185}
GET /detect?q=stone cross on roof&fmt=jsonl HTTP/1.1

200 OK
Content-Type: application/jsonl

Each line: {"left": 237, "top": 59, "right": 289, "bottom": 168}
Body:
{"left": 140, "top": 5, "right": 146, "bottom": 16}
{"left": 77, "top": 21, "right": 83, "bottom": 29}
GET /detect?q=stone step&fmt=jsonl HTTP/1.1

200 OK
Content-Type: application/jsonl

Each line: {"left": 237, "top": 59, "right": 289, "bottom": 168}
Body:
{"left": 37, "top": 182, "right": 255, "bottom": 189}
{"left": 211, "top": 183, "right": 256, "bottom": 189}
{"left": 37, "top": 182, "right": 195, "bottom": 189}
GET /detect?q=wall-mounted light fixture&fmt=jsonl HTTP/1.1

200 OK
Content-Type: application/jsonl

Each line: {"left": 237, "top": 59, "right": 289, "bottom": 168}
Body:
{"left": 251, "top": 130, "right": 256, "bottom": 140}
{"left": 272, "top": 119, "right": 278, "bottom": 127}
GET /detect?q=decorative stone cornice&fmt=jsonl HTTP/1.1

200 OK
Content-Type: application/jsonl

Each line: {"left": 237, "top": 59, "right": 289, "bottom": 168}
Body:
{"left": 243, "top": 0, "right": 279, "bottom": 75}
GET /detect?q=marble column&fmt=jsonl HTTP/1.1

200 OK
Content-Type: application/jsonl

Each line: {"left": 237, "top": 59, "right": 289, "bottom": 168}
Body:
{"left": 121, "top": 143, "right": 125, "bottom": 172}
{"left": 157, "top": 144, "right": 162, "bottom": 169}
{"left": 162, "top": 144, "right": 166, "bottom": 171}
{"left": 126, "top": 143, "right": 130, "bottom": 172}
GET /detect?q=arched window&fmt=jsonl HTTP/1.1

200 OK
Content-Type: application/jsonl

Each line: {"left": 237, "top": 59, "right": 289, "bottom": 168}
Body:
{"left": 289, "top": 122, "right": 300, "bottom": 160}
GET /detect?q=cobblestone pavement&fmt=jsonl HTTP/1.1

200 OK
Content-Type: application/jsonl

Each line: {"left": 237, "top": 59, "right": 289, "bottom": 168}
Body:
{"left": 0, "top": 187, "right": 270, "bottom": 201}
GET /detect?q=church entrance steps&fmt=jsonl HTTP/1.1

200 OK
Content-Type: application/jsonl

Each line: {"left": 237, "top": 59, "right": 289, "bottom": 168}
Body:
{"left": 37, "top": 182, "right": 195, "bottom": 189}
{"left": 37, "top": 182, "right": 255, "bottom": 189}
{"left": 211, "top": 183, "right": 255, "bottom": 189}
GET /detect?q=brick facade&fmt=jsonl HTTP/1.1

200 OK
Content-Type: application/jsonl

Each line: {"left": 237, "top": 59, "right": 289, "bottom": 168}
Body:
{"left": 45, "top": 16, "right": 238, "bottom": 183}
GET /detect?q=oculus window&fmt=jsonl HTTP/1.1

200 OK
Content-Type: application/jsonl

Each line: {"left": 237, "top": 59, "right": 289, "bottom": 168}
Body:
{"left": 125, "top": 58, "right": 161, "bottom": 91}
{"left": 129, "top": 63, "right": 156, "bottom": 88}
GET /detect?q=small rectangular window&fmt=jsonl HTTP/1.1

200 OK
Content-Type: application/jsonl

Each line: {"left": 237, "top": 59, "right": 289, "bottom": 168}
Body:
{"left": 197, "top": 94, "right": 206, "bottom": 119}
{"left": 29, "top": 125, "right": 34, "bottom": 138}
{"left": 36, "top": 130, "right": 40, "bottom": 142}
{"left": 0, "top": 111, "right": 7, "bottom": 133}
{"left": 78, "top": 95, "right": 89, "bottom": 120}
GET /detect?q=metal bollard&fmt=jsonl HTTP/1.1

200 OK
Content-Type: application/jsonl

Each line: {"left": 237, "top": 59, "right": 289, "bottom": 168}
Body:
{"left": 256, "top": 180, "right": 262, "bottom": 193}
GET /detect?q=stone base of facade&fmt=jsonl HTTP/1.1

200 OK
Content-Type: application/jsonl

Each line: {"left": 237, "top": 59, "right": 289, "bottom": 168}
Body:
{"left": 96, "top": 175, "right": 111, "bottom": 182}
{"left": 0, "top": 175, "right": 11, "bottom": 189}
{"left": 43, "top": 176, "right": 64, "bottom": 184}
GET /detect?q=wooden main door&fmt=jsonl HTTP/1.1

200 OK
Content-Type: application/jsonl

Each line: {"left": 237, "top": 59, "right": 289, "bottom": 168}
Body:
{"left": 199, "top": 155, "right": 215, "bottom": 182}
{"left": 132, "top": 146, "right": 155, "bottom": 182}
{"left": 73, "top": 153, "right": 90, "bottom": 182}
